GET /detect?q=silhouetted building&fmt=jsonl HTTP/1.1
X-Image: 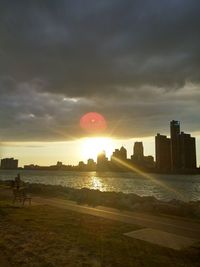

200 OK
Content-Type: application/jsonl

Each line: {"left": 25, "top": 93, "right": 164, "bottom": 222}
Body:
{"left": 131, "top": 142, "right": 155, "bottom": 169}
{"left": 111, "top": 149, "right": 120, "bottom": 160}
{"left": 111, "top": 146, "right": 127, "bottom": 162}
{"left": 97, "top": 151, "right": 109, "bottom": 171}
{"left": 110, "top": 146, "right": 128, "bottom": 171}
{"left": 143, "top": 156, "right": 155, "bottom": 168}
{"left": 24, "top": 164, "right": 40, "bottom": 170}
{"left": 155, "top": 134, "right": 171, "bottom": 171}
{"left": 179, "top": 132, "right": 196, "bottom": 170}
{"left": 133, "top": 142, "right": 144, "bottom": 161}
{"left": 87, "top": 158, "right": 96, "bottom": 171}
{"left": 78, "top": 161, "right": 86, "bottom": 171}
{"left": 24, "top": 163, "right": 74, "bottom": 171}
{"left": 119, "top": 146, "right": 127, "bottom": 160}
{"left": 155, "top": 121, "right": 197, "bottom": 172}
{"left": 1, "top": 158, "right": 18, "bottom": 169}
{"left": 170, "top": 120, "right": 181, "bottom": 170}
{"left": 56, "top": 161, "right": 63, "bottom": 167}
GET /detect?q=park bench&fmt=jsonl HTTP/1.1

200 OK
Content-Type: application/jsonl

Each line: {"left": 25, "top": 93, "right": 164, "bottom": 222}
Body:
{"left": 13, "top": 188, "right": 32, "bottom": 205}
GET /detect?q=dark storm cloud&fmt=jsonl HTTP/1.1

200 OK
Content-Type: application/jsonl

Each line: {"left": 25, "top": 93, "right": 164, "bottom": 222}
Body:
{"left": 0, "top": 0, "right": 200, "bottom": 140}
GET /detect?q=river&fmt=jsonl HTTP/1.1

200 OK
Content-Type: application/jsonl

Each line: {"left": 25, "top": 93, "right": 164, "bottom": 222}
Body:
{"left": 0, "top": 170, "right": 200, "bottom": 202}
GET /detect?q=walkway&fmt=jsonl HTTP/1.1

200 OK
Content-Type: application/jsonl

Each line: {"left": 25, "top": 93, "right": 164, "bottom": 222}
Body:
{"left": 33, "top": 197, "right": 200, "bottom": 240}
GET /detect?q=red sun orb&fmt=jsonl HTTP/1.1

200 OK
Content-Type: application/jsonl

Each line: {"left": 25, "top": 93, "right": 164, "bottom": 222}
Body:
{"left": 80, "top": 112, "right": 107, "bottom": 133}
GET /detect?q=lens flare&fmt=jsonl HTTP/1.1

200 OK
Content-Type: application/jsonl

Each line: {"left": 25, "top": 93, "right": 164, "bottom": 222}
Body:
{"left": 112, "top": 156, "right": 185, "bottom": 200}
{"left": 80, "top": 112, "right": 107, "bottom": 133}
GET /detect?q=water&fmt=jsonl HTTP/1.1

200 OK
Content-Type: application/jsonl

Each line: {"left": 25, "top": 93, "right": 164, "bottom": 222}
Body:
{"left": 1, "top": 170, "right": 200, "bottom": 202}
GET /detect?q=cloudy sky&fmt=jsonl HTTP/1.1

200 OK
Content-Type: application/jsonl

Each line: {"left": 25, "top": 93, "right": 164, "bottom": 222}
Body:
{"left": 0, "top": 1, "right": 200, "bottom": 165}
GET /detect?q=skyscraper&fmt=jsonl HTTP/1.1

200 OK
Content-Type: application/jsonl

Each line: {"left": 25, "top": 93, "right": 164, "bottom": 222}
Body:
{"left": 155, "top": 121, "right": 197, "bottom": 173}
{"left": 97, "top": 151, "right": 108, "bottom": 171}
{"left": 131, "top": 141, "right": 154, "bottom": 169}
{"left": 170, "top": 120, "right": 180, "bottom": 139}
{"left": 155, "top": 134, "right": 171, "bottom": 171}
{"left": 170, "top": 120, "right": 181, "bottom": 170}
{"left": 111, "top": 146, "right": 127, "bottom": 161}
{"left": 133, "top": 142, "right": 144, "bottom": 161}
{"left": 119, "top": 146, "right": 127, "bottom": 160}
{"left": 179, "top": 132, "right": 196, "bottom": 169}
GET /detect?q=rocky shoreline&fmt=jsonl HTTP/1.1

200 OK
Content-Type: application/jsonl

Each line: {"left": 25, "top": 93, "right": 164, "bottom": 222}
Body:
{"left": 1, "top": 180, "right": 200, "bottom": 219}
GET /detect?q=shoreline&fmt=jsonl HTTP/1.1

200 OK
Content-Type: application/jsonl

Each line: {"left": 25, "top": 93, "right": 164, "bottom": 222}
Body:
{"left": 1, "top": 168, "right": 200, "bottom": 175}
{"left": 1, "top": 170, "right": 200, "bottom": 203}
{"left": 1, "top": 180, "right": 200, "bottom": 220}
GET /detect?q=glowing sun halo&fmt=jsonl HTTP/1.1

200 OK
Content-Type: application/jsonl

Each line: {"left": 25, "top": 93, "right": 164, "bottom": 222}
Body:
{"left": 80, "top": 112, "right": 107, "bottom": 133}
{"left": 81, "top": 137, "right": 114, "bottom": 161}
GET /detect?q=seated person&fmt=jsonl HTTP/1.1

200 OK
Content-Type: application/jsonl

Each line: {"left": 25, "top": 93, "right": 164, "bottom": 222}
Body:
{"left": 14, "top": 173, "right": 23, "bottom": 189}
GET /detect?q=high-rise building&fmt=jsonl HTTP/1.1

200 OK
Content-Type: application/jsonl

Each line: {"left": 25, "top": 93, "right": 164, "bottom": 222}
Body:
{"left": 111, "top": 149, "right": 120, "bottom": 160}
{"left": 155, "top": 134, "right": 171, "bottom": 171}
{"left": 110, "top": 146, "right": 127, "bottom": 170}
{"left": 87, "top": 158, "right": 96, "bottom": 171}
{"left": 97, "top": 151, "right": 108, "bottom": 170}
{"left": 131, "top": 141, "right": 154, "bottom": 169}
{"left": 170, "top": 120, "right": 181, "bottom": 170}
{"left": 1, "top": 158, "right": 18, "bottom": 169}
{"left": 170, "top": 120, "right": 180, "bottom": 139}
{"left": 179, "top": 132, "right": 196, "bottom": 169}
{"left": 111, "top": 146, "right": 127, "bottom": 162}
{"left": 133, "top": 142, "right": 144, "bottom": 161}
{"left": 155, "top": 121, "right": 197, "bottom": 172}
{"left": 119, "top": 146, "right": 127, "bottom": 160}
{"left": 78, "top": 161, "right": 85, "bottom": 171}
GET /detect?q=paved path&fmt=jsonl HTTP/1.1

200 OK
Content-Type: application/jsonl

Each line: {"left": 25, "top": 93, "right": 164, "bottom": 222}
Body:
{"left": 33, "top": 197, "right": 200, "bottom": 240}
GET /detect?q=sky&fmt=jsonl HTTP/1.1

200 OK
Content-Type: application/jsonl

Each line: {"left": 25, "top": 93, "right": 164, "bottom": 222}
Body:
{"left": 0, "top": 1, "right": 200, "bottom": 166}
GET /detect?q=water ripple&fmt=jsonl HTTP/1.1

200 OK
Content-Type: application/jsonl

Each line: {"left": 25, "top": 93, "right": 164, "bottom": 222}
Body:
{"left": 1, "top": 170, "right": 200, "bottom": 202}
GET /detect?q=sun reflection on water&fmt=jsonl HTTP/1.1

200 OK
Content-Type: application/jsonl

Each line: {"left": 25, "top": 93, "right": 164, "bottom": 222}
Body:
{"left": 90, "top": 176, "right": 104, "bottom": 191}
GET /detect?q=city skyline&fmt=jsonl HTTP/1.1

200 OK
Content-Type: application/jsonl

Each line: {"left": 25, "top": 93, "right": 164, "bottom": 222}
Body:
{"left": 1, "top": 136, "right": 200, "bottom": 168}
{"left": 0, "top": 136, "right": 153, "bottom": 164}
{"left": 1, "top": 2, "right": 200, "bottom": 265}
{"left": 1, "top": 1, "right": 200, "bottom": 167}
{"left": 1, "top": 120, "right": 199, "bottom": 171}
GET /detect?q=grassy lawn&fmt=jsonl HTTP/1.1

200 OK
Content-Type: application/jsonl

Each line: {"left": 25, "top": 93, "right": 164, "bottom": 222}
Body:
{"left": 0, "top": 193, "right": 199, "bottom": 267}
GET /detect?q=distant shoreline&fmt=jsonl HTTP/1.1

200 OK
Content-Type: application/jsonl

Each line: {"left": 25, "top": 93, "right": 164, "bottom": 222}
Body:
{"left": 1, "top": 168, "right": 200, "bottom": 175}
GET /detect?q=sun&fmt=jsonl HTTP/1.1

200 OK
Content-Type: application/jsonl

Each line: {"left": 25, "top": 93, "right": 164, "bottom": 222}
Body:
{"left": 81, "top": 137, "right": 115, "bottom": 161}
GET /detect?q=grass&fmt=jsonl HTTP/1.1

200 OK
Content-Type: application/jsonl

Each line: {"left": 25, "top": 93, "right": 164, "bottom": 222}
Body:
{"left": 0, "top": 192, "right": 200, "bottom": 267}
